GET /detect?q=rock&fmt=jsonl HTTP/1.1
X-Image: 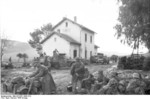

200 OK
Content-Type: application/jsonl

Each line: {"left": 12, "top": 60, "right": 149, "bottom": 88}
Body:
{"left": 103, "top": 67, "right": 118, "bottom": 79}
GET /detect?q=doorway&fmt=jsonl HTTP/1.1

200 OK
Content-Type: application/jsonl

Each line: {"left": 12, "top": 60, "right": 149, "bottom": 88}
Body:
{"left": 73, "top": 50, "right": 77, "bottom": 58}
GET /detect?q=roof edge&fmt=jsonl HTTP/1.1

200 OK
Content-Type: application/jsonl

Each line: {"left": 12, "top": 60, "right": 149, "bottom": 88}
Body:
{"left": 52, "top": 17, "right": 96, "bottom": 34}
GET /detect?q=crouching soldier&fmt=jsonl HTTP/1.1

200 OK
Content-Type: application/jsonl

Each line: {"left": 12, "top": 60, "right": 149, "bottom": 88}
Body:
{"left": 143, "top": 75, "right": 150, "bottom": 94}
{"left": 81, "top": 73, "right": 95, "bottom": 94}
{"left": 118, "top": 80, "right": 128, "bottom": 94}
{"left": 70, "top": 57, "right": 85, "bottom": 93}
{"left": 97, "top": 71, "right": 120, "bottom": 95}
{"left": 91, "top": 70, "right": 109, "bottom": 94}
{"left": 126, "top": 73, "right": 146, "bottom": 94}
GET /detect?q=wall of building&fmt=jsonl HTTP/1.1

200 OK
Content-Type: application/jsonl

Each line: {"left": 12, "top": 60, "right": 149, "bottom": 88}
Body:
{"left": 53, "top": 19, "right": 96, "bottom": 59}
{"left": 80, "top": 30, "right": 95, "bottom": 59}
{"left": 53, "top": 20, "right": 81, "bottom": 43}
{"left": 42, "top": 34, "right": 70, "bottom": 58}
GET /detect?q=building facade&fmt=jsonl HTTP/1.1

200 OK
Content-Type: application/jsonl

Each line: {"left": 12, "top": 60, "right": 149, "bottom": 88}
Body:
{"left": 41, "top": 17, "right": 99, "bottom": 59}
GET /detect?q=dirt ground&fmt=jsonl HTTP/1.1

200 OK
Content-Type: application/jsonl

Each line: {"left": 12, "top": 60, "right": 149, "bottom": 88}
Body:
{"left": 1, "top": 63, "right": 114, "bottom": 95}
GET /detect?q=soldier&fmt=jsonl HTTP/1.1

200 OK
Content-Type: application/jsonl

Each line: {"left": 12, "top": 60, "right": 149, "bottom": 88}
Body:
{"left": 81, "top": 74, "right": 95, "bottom": 94}
{"left": 97, "top": 71, "right": 119, "bottom": 94}
{"left": 39, "top": 53, "right": 51, "bottom": 72}
{"left": 92, "top": 70, "right": 109, "bottom": 94}
{"left": 70, "top": 57, "right": 85, "bottom": 93}
{"left": 126, "top": 73, "right": 146, "bottom": 94}
{"left": 143, "top": 75, "right": 150, "bottom": 94}
{"left": 97, "top": 70, "right": 109, "bottom": 84}
{"left": 105, "top": 78, "right": 119, "bottom": 94}
{"left": 118, "top": 80, "right": 128, "bottom": 94}
{"left": 27, "top": 61, "right": 56, "bottom": 94}
{"left": 83, "top": 68, "right": 90, "bottom": 78}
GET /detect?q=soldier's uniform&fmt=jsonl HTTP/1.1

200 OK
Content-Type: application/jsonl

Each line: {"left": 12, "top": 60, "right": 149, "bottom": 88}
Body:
{"left": 70, "top": 58, "right": 85, "bottom": 93}
{"left": 126, "top": 73, "right": 146, "bottom": 94}
{"left": 118, "top": 80, "right": 127, "bottom": 94}
{"left": 81, "top": 74, "right": 95, "bottom": 94}
{"left": 97, "top": 71, "right": 119, "bottom": 95}
{"left": 143, "top": 76, "right": 150, "bottom": 94}
{"left": 97, "top": 70, "right": 109, "bottom": 84}
{"left": 39, "top": 54, "right": 51, "bottom": 72}
{"left": 105, "top": 78, "right": 119, "bottom": 94}
{"left": 92, "top": 70, "right": 109, "bottom": 94}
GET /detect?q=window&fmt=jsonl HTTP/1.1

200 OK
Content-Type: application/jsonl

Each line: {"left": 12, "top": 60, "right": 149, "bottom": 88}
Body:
{"left": 85, "top": 34, "right": 87, "bottom": 42}
{"left": 66, "top": 22, "right": 68, "bottom": 27}
{"left": 90, "top": 36, "right": 92, "bottom": 43}
{"left": 54, "top": 38, "right": 57, "bottom": 42}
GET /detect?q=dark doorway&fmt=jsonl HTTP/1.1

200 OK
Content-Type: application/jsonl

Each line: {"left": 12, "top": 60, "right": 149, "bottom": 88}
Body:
{"left": 73, "top": 50, "right": 77, "bottom": 58}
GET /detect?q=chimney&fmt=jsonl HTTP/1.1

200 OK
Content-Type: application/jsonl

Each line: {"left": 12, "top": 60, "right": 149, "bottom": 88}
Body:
{"left": 74, "top": 16, "right": 77, "bottom": 22}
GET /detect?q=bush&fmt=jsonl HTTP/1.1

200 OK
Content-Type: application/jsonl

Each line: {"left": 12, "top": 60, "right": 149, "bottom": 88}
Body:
{"left": 118, "top": 55, "right": 145, "bottom": 70}
{"left": 22, "top": 63, "right": 30, "bottom": 67}
{"left": 143, "top": 56, "right": 150, "bottom": 71}
{"left": 117, "top": 56, "right": 127, "bottom": 69}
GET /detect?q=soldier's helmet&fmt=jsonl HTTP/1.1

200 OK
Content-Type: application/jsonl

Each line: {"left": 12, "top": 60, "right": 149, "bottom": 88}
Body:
{"left": 132, "top": 73, "right": 140, "bottom": 79}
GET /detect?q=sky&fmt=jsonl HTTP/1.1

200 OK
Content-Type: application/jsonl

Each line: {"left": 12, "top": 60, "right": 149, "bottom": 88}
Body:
{"left": 0, "top": 0, "right": 149, "bottom": 56}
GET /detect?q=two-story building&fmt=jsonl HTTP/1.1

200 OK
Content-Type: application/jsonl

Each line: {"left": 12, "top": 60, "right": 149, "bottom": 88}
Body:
{"left": 40, "top": 17, "right": 99, "bottom": 59}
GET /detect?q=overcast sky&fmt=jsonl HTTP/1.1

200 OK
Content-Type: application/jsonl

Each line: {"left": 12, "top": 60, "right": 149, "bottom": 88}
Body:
{"left": 0, "top": 0, "right": 148, "bottom": 56}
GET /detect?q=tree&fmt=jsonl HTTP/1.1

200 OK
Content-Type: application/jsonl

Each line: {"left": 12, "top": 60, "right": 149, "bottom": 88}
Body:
{"left": 115, "top": 0, "right": 150, "bottom": 52}
{"left": 16, "top": 53, "right": 23, "bottom": 62}
{"left": 28, "top": 29, "right": 43, "bottom": 48}
{"left": 22, "top": 53, "right": 28, "bottom": 63}
{"left": 41, "top": 23, "right": 53, "bottom": 37}
{"left": 28, "top": 23, "right": 53, "bottom": 53}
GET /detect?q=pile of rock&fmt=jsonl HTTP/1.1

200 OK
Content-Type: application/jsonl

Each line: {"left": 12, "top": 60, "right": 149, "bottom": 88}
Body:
{"left": 70, "top": 67, "right": 150, "bottom": 95}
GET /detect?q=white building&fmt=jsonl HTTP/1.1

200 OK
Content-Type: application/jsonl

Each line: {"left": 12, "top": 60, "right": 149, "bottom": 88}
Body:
{"left": 41, "top": 17, "right": 99, "bottom": 59}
